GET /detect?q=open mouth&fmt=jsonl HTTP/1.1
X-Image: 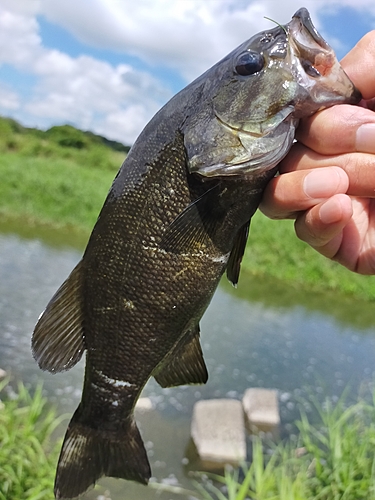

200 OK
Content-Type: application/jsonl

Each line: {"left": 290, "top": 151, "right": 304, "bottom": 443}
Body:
{"left": 287, "top": 8, "right": 335, "bottom": 79}
{"left": 286, "top": 7, "right": 361, "bottom": 105}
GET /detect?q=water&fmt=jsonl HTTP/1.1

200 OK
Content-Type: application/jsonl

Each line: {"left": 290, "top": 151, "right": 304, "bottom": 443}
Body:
{"left": 1, "top": 225, "right": 375, "bottom": 499}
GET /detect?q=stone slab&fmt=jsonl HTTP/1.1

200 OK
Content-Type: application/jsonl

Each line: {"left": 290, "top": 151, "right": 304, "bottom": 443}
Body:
{"left": 242, "top": 388, "right": 280, "bottom": 430}
{"left": 191, "top": 399, "right": 246, "bottom": 464}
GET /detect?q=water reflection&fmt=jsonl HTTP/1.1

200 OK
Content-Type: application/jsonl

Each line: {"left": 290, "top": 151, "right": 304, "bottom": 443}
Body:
{"left": 0, "top": 228, "right": 374, "bottom": 499}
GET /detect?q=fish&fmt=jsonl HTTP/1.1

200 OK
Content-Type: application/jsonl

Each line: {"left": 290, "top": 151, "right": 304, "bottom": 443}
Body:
{"left": 32, "top": 8, "right": 361, "bottom": 499}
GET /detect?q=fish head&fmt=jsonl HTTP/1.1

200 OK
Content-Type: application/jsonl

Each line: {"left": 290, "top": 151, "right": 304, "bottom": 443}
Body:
{"left": 183, "top": 7, "right": 361, "bottom": 177}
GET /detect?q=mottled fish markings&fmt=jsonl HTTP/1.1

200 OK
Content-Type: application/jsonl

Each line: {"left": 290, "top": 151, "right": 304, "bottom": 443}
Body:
{"left": 32, "top": 8, "right": 361, "bottom": 499}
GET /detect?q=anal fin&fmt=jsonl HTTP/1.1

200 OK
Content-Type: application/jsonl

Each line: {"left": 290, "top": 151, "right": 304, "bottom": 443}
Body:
{"left": 154, "top": 326, "right": 208, "bottom": 388}
{"left": 32, "top": 261, "right": 86, "bottom": 373}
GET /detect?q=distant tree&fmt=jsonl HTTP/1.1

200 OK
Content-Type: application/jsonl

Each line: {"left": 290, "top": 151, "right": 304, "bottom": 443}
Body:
{"left": 46, "top": 125, "right": 88, "bottom": 149}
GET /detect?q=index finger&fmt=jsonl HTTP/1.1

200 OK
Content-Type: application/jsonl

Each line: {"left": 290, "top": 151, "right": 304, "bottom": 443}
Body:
{"left": 295, "top": 105, "right": 375, "bottom": 155}
{"left": 295, "top": 31, "right": 375, "bottom": 155}
{"left": 342, "top": 30, "right": 375, "bottom": 100}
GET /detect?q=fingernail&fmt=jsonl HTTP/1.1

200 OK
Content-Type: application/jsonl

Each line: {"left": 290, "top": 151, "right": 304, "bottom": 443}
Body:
{"left": 319, "top": 198, "right": 342, "bottom": 225}
{"left": 303, "top": 167, "right": 346, "bottom": 199}
{"left": 356, "top": 123, "right": 375, "bottom": 153}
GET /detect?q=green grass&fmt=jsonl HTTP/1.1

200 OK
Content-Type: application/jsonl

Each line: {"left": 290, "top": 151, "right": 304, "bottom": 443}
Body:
{"left": 242, "top": 211, "right": 375, "bottom": 301}
{"left": 0, "top": 380, "right": 62, "bottom": 500}
{"left": 2, "top": 377, "right": 375, "bottom": 500}
{"left": 1, "top": 114, "right": 375, "bottom": 301}
{"left": 0, "top": 152, "right": 114, "bottom": 232}
{"left": 195, "top": 389, "right": 375, "bottom": 500}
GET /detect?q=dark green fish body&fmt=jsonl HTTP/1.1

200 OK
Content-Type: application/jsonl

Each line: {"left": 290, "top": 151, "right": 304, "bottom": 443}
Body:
{"left": 32, "top": 8, "right": 360, "bottom": 499}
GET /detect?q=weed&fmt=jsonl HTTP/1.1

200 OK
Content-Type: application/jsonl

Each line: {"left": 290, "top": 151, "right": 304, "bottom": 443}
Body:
{"left": 195, "top": 390, "right": 375, "bottom": 500}
{"left": 0, "top": 380, "right": 63, "bottom": 500}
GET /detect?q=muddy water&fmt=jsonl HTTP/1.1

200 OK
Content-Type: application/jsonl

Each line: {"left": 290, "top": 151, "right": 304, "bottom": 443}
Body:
{"left": 0, "top": 224, "right": 374, "bottom": 499}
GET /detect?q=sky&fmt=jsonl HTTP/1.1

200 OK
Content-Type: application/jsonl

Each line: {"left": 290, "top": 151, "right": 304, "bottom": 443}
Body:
{"left": 0, "top": 0, "right": 374, "bottom": 145}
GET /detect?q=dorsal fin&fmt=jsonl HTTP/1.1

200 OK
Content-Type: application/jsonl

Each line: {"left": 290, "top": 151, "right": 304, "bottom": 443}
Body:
{"left": 32, "top": 261, "right": 86, "bottom": 373}
{"left": 226, "top": 220, "right": 250, "bottom": 286}
{"left": 154, "top": 325, "right": 208, "bottom": 388}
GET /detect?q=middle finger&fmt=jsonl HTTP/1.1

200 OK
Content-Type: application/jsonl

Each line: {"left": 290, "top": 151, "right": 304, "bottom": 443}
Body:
{"left": 279, "top": 143, "right": 375, "bottom": 198}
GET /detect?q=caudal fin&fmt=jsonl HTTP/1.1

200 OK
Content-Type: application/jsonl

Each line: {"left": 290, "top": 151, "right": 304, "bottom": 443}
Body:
{"left": 54, "top": 408, "right": 151, "bottom": 499}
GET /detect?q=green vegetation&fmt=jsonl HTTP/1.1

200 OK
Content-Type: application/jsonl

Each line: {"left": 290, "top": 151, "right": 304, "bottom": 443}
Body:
{"left": 242, "top": 211, "right": 375, "bottom": 301}
{"left": 0, "top": 116, "right": 120, "bottom": 232}
{"left": 0, "top": 114, "right": 375, "bottom": 301}
{"left": 196, "top": 390, "right": 375, "bottom": 500}
{"left": 0, "top": 380, "right": 62, "bottom": 500}
{"left": 0, "top": 152, "right": 114, "bottom": 232}
{"left": 3, "top": 377, "right": 373, "bottom": 500}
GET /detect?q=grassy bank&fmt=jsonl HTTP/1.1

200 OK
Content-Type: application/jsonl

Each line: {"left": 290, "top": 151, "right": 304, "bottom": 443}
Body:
{"left": 242, "top": 212, "right": 375, "bottom": 301}
{"left": 0, "top": 116, "right": 121, "bottom": 233}
{"left": 0, "top": 115, "right": 375, "bottom": 301}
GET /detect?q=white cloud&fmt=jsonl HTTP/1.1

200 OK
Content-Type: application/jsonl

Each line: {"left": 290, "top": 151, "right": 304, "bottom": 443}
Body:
{"left": 36, "top": 0, "right": 375, "bottom": 81}
{"left": 38, "top": 0, "right": 324, "bottom": 81}
{"left": 0, "top": 0, "right": 374, "bottom": 143}
{"left": 0, "top": 4, "right": 171, "bottom": 143}
{"left": 0, "top": 8, "right": 42, "bottom": 69}
{"left": 24, "top": 52, "right": 167, "bottom": 142}
{"left": 96, "top": 105, "right": 155, "bottom": 145}
{"left": 0, "top": 85, "right": 20, "bottom": 111}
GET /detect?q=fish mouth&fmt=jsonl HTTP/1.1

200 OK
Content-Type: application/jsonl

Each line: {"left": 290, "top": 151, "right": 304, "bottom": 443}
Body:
{"left": 288, "top": 8, "right": 334, "bottom": 79}
{"left": 290, "top": 8, "right": 330, "bottom": 51}
{"left": 286, "top": 8, "right": 361, "bottom": 108}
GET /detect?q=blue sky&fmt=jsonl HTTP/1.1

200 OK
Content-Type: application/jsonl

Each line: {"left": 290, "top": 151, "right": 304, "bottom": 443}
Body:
{"left": 0, "top": 1, "right": 374, "bottom": 145}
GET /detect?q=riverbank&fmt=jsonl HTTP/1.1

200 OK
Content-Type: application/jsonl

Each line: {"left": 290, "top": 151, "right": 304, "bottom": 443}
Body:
{"left": 242, "top": 211, "right": 375, "bottom": 301}
{"left": 1, "top": 115, "right": 374, "bottom": 301}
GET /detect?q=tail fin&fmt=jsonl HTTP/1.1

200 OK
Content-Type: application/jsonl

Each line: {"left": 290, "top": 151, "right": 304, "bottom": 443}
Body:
{"left": 54, "top": 408, "right": 151, "bottom": 499}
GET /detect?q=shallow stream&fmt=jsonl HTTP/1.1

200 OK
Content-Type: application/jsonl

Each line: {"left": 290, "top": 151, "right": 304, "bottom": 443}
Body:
{"left": 0, "top": 222, "right": 374, "bottom": 499}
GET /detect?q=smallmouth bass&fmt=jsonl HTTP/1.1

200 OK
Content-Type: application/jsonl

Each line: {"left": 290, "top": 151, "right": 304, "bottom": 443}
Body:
{"left": 32, "top": 8, "right": 360, "bottom": 499}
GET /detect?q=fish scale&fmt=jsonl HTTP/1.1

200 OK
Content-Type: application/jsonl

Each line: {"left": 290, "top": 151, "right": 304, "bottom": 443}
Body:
{"left": 32, "top": 8, "right": 361, "bottom": 499}
{"left": 76, "top": 131, "right": 226, "bottom": 449}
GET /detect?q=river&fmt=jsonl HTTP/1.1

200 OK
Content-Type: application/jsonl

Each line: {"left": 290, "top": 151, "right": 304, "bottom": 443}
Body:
{"left": 0, "top": 224, "right": 374, "bottom": 499}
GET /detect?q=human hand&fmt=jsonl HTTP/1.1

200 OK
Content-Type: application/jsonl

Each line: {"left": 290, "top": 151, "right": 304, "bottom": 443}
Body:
{"left": 260, "top": 31, "right": 375, "bottom": 274}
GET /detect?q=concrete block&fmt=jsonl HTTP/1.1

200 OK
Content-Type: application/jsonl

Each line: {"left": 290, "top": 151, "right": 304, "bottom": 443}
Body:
{"left": 242, "top": 388, "right": 280, "bottom": 431}
{"left": 191, "top": 399, "right": 246, "bottom": 464}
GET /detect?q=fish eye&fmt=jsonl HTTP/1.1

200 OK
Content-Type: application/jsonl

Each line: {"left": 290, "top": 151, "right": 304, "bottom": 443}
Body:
{"left": 302, "top": 60, "right": 321, "bottom": 78}
{"left": 235, "top": 51, "right": 265, "bottom": 76}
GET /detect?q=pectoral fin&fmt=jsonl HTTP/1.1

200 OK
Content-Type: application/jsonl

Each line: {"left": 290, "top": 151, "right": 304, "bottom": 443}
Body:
{"left": 154, "top": 326, "right": 208, "bottom": 388}
{"left": 32, "top": 261, "right": 86, "bottom": 373}
{"left": 160, "top": 184, "right": 223, "bottom": 253}
{"left": 226, "top": 220, "right": 250, "bottom": 286}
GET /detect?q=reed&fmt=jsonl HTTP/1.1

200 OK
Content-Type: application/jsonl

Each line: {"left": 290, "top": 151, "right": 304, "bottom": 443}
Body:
{"left": 0, "top": 380, "right": 63, "bottom": 500}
